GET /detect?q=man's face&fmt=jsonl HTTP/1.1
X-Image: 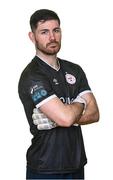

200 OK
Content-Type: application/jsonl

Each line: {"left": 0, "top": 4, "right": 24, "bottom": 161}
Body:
{"left": 33, "top": 20, "right": 62, "bottom": 55}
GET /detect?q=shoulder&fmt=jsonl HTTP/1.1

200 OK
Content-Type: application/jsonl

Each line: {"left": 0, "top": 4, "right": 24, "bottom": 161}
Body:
{"left": 59, "top": 58, "right": 85, "bottom": 73}
{"left": 18, "top": 57, "right": 47, "bottom": 92}
{"left": 19, "top": 57, "right": 44, "bottom": 82}
{"left": 21, "top": 57, "right": 38, "bottom": 76}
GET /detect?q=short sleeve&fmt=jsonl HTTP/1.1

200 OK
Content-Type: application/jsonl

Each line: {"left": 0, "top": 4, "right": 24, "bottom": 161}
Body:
{"left": 78, "top": 67, "right": 92, "bottom": 96}
{"left": 27, "top": 74, "right": 57, "bottom": 108}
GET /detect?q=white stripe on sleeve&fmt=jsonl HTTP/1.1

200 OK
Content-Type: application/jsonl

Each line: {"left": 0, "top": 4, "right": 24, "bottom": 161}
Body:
{"left": 36, "top": 94, "right": 57, "bottom": 109}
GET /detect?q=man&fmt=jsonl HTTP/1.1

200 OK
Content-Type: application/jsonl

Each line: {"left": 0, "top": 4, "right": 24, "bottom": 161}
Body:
{"left": 18, "top": 9, "right": 99, "bottom": 179}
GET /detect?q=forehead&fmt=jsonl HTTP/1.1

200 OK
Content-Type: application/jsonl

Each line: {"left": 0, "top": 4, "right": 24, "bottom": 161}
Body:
{"left": 37, "top": 20, "right": 60, "bottom": 30}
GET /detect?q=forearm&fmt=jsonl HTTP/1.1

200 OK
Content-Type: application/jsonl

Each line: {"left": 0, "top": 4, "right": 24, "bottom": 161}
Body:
{"left": 32, "top": 102, "right": 84, "bottom": 130}
{"left": 33, "top": 93, "right": 99, "bottom": 129}
{"left": 39, "top": 97, "right": 85, "bottom": 127}
{"left": 77, "top": 103, "right": 99, "bottom": 125}
{"left": 64, "top": 102, "right": 85, "bottom": 126}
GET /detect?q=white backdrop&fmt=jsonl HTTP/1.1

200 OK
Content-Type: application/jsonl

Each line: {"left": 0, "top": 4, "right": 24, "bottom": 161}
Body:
{"left": 0, "top": 0, "right": 113, "bottom": 179}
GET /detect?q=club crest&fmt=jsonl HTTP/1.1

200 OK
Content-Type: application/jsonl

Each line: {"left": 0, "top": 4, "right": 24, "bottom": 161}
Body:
{"left": 65, "top": 73, "right": 76, "bottom": 84}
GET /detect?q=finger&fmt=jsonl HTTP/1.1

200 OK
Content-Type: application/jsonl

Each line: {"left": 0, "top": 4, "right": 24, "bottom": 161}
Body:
{"left": 33, "top": 118, "right": 52, "bottom": 125}
{"left": 73, "top": 123, "right": 79, "bottom": 126}
{"left": 37, "top": 123, "right": 56, "bottom": 130}
{"left": 33, "top": 108, "right": 40, "bottom": 113}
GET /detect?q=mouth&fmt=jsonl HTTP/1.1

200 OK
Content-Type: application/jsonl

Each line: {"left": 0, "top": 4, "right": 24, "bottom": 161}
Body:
{"left": 47, "top": 42, "right": 58, "bottom": 48}
{"left": 49, "top": 45, "right": 57, "bottom": 48}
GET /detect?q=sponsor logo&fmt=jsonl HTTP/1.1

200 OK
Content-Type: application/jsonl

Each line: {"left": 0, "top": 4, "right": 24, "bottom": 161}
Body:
{"left": 30, "top": 84, "right": 43, "bottom": 94}
{"left": 31, "top": 89, "right": 47, "bottom": 102}
{"left": 30, "top": 84, "right": 47, "bottom": 102}
{"left": 60, "top": 97, "right": 74, "bottom": 104}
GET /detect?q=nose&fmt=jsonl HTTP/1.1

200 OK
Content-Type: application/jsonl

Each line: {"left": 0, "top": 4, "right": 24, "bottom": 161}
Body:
{"left": 49, "top": 32, "right": 55, "bottom": 41}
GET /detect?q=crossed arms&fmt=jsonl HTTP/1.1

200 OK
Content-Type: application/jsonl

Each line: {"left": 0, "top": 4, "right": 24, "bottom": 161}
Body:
{"left": 37, "top": 92, "right": 99, "bottom": 127}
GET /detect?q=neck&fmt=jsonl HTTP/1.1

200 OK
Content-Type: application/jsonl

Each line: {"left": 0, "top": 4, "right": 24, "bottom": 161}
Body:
{"left": 36, "top": 50, "right": 59, "bottom": 70}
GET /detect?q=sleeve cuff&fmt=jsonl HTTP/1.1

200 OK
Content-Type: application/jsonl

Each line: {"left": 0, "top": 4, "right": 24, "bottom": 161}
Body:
{"left": 36, "top": 94, "right": 57, "bottom": 108}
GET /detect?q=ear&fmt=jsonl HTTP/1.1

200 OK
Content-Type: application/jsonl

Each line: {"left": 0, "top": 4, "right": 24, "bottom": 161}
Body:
{"left": 28, "top": 32, "right": 36, "bottom": 44}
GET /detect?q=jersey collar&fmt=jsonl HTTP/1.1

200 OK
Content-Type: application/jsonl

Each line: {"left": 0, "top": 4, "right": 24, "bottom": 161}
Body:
{"left": 36, "top": 55, "right": 60, "bottom": 71}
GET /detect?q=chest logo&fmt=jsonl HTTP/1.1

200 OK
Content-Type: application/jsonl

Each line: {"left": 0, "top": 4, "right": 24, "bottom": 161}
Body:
{"left": 65, "top": 73, "right": 76, "bottom": 84}
{"left": 53, "top": 78, "right": 59, "bottom": 85}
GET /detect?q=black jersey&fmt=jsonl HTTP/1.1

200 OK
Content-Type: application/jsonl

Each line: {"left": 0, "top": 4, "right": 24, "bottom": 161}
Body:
{"left": 18, "top": 56, "right": 91, "bottom": 174}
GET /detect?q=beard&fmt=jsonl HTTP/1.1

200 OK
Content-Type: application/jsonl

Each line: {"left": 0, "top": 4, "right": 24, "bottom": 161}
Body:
{"left": 35, "top": 40, "right": 61, "bottom": 55}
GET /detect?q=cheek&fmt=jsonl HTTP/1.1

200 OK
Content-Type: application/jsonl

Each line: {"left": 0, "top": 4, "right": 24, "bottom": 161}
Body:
{"left": 37, "top": 36, "right": 49, "bottom": 44}
{"left": 36, "top": 39, "right": 48, "bottom": 49}
{"left": 56, "top": 34, "right": 62, "bottom": 42}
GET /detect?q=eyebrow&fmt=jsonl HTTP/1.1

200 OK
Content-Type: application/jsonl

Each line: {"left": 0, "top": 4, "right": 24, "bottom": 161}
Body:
{"left": 40, "top": 27, "right": 60, "bottom": 31}
{"left": 39, "top": 29, "right": 49, "bottom": 32}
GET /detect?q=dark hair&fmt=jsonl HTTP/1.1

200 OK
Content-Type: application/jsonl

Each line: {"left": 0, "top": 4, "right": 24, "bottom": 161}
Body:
{"left": 30, "top": 9, "right": 60, "bottom": 31}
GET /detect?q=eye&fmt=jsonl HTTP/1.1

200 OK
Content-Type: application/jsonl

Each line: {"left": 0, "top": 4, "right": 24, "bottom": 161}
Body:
{"left": 41, "top": 31, "right": 47, "bottom": 34}
{"left": 54, "top": 28, "right": 61, "bottom": 33}
{"left": 40, "top": 30, "right": 49, "bottom": 34}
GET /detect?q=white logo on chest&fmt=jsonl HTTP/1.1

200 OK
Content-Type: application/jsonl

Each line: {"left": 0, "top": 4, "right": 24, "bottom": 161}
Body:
{"left": 53, "top": 78, "right": 59, "bottom": 85}
{"left": 65, "top": 73, "right": 76, "bottom": 84}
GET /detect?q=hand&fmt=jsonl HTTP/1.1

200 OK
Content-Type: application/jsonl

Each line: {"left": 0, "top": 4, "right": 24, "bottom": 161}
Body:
{"left": 72, "top": 95, "right": 86, "bottom": 126}
{"left": 73, "top": 95, "right": 86, "bottom": 109}
{"left": 32, "top": 108, "right": 57, "bottom": 130}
